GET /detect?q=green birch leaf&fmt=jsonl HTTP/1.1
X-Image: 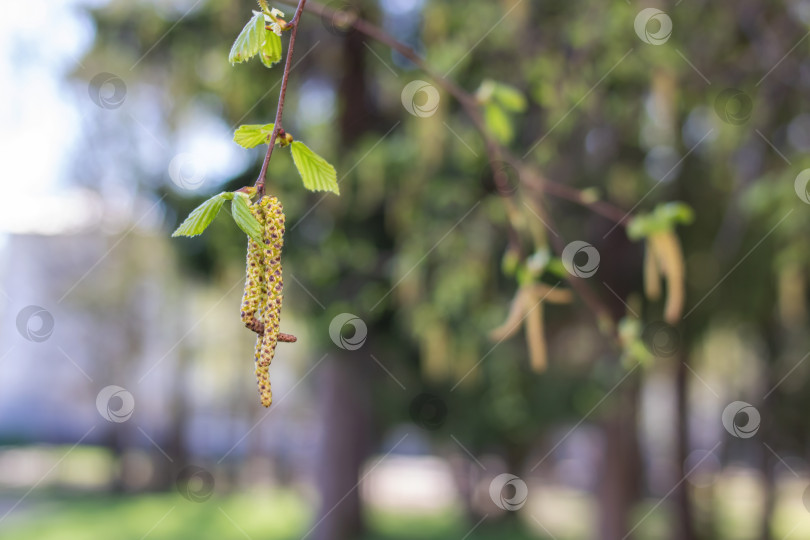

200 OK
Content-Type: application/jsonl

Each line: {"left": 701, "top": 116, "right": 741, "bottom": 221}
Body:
{"left": 231, "top": 193, "right": 264, "bottom": 244}
{"left": 260, "top": 30, "right": 283, "bottom": 68}
{"left": 484, "top": 102, "right": 514, "bottom": 144}
{"left": 229, "top": 11, "right": 265, "bottom": 65}
{"left": 172, "top": 192, "right": 228, "bottom": 238}
{"left": 492, "top": 82, "right": 527, "bottom": 112}
{"left": 627, "top": 202, "right": 695, "bottom": 240}
{"left": 476, "top": 80, "right": 527, "bottom": 112}
{"left": 233, "top": 123, "right": 275, "bottom": 148}
{"left": 290, "top": 141, "right": 340, "bottom": 195}
{"left": 545, "top": 258, "right": 568, "bottom": 279}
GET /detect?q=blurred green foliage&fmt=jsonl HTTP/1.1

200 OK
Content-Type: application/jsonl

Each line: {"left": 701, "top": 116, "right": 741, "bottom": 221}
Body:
{"left": 69, "top": 0, "right": 810, "bottom": 536}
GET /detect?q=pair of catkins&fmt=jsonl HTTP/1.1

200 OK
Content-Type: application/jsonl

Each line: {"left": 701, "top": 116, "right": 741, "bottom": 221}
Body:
{"left": 240, "top": 195, "right": 295, "bottom": 407}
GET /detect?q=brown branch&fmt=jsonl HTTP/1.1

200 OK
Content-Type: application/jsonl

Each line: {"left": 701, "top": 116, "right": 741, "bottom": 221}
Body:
{"left": 280, "top": 0, "right": 620, "bottom": 326}
{"left": 279, "top": 0, "right": 628, "bottom": 227}
{"left": 255, "top": 0, "right": 308, "bottom": 197}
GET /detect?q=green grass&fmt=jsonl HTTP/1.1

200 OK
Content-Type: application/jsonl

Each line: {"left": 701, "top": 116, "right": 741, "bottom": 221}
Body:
{"left": 7, "top": 480, "right": 806, "bottom": 540}
{"left": 0, "top": 491, "right": 544, "bottom": 540}
{"left": 0, "top": 491, "right": 310, "bottom": 540}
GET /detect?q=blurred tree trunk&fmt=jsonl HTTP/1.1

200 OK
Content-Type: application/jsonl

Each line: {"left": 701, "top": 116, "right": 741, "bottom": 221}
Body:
{"left": 595, "top": 231, "right": 643, "bottom": 540}
{"left": 758, "top": 449, "right": 775, "bottom": 540}
{"left": 757, "top": 325, "right": 780, "bottom": 540}
{"left": 160, "top": 336, "right": 192, "bottom": 489}
{"left": 597, "top": 378, "right": 640, "bottom": 540}
{"left": 311, "top": 352, "right": 372, "bottom": 540}
{"left": 311, "top": 24, "right": 374, "bottom": 540}
{"left": 674, "top": 353, "right": 697, "bottom": 540}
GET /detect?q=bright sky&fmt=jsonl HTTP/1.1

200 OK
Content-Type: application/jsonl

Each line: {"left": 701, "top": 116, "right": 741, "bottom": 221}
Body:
{"left": 0, "top": 0, "right": 98, "bottom": 235}
{"left": 0, "top": 0, "right": 248, "bottom": 237}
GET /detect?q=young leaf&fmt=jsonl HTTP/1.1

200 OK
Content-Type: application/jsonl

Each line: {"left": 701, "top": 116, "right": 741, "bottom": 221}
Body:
{"left": 627, "top": 202, "right": 695, "bottom": 240}
{"left": 484, "top": 103, "right": 514, "bottom": 144}
{"left": 290, "top": 141, "right": 340, "bottom": 195}
{"left": 231, "top": 193, "right": 264, "bottom": 244}
{"left": 234, "top": 123, "right": 276, "bottom": 148}
{"left": 172, "top": 193, "right": 228, "bottom": 238}
{"left": 260, "top": 30, "right": 283, "bottom": 68}
{"left": 229, "top": 12, "right": 266, "bottom": 65}
{"left": 492, "top": 82, "right": 528, "bottom": 112}
{"left": 476, "top": 79, "right": 527, "bottom": 112}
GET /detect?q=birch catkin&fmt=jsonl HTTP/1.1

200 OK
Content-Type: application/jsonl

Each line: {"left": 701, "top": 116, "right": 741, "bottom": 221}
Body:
{"left": 240, "top": 195, "right": 286, "bottom": 408}
{"left": 241, "top": 202, "right": 268, "bottom": 333}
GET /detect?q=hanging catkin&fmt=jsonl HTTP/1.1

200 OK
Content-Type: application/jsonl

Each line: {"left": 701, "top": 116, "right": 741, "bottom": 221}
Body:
{"left": 241, "top": 202, "right": 268, "bottom": 333}
{"left": 240, "top": 195, "right": 286, "bottom": 408}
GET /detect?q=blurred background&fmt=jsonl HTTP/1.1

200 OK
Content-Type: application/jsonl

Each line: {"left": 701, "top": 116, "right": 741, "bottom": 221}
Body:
{"left": 1, "top": 0, "right": 810, "bottom": 539}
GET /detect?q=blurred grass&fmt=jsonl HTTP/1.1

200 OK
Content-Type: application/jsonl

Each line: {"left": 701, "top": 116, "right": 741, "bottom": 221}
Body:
{"left": 0, "top": 491, "right": 308, "bottom": 540}
{"left": 3, "top": 479, "right": 810, "bottom": 539}
{"left": 0, "top": 491, "right": 544, "bottom": 540}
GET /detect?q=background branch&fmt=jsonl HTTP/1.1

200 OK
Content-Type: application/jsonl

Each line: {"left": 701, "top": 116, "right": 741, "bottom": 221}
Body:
{"left": 279, "top": 0, "right": 620, "bottom": 326}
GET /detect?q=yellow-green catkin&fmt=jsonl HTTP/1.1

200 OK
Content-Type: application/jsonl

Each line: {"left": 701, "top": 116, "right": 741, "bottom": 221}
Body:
{"left": 242, "top": 196, "right": 285, "bottom": 408}
{"left": 241, "top": 202, "right": 268, "bottom": 333}
{"left": 258, "top": 196, "right": 285, "bottom": 364}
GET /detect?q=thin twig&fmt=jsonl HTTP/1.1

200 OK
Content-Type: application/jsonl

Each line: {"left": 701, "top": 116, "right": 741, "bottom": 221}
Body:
{"left": 278, "top": 0, "right": 627, "bottom": 226}
{"left": 255, "top": 0, "right": 308, "bottom": 196}
{"left": 279, "top": 0, "right": 619, "bottom": 326}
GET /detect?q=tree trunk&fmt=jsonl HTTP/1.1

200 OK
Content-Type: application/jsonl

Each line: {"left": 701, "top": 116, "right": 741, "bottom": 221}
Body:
{"left": 597, "top": 378, "right": 641, "bottom": 540}
{"left": 674, "top": 353, "right": 697, "bottom": 540}
{"left": 311, "top": 26, "right": 375, "bottom": 539}
{"left": 310, "top": 353, "right": 372, "bottom": 540}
